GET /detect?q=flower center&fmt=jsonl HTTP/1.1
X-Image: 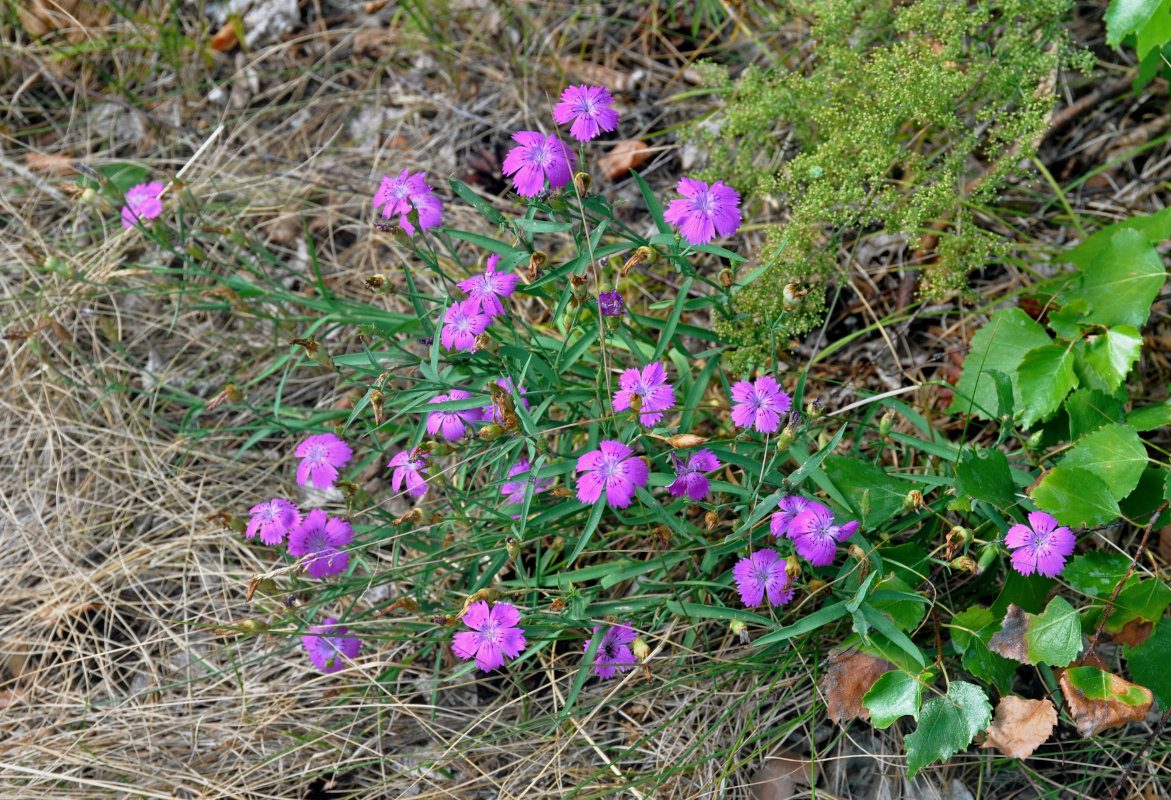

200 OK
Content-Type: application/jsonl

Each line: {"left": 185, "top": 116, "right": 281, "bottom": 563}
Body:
{"left": 528, "top": 143, "right": 548, "bottom": 165}
{"left": 307, "top": 443, "right": 327, "bottom": 462}
{"left": 599, "top": 456, "right": 621, "bottom": 480}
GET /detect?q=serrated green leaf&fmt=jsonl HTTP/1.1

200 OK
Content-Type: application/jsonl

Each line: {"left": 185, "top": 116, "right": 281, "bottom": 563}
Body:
{"left": 905, "top": 682, "right": 992, "bottom": 777}
{"left": 1080, "top": 327, "right": 1143, "bottom": 393}
{"left": 1136, "top": 0, "right": 1171, "bottom": 58}
{"left": 1025, "top": 597, "right": 1082, "bottom": 667}
{"left": 1066, "top": 388, "right": 1125, "bottom": 440}
{"left": 1105, "top": 0, "right": 1166, "bottom": 47}
{"left": 1059, "top": 228, "right": 1167, "bottom": 329}
{"left": 1125, "top": 620, "right": 1171, "bottom": 708}
{"left": 1128, "top": 399, "right": 1171, "bottom": 432}
{"left": 1059, "top": 423, "right": 1147, "bottom": 502}
{"left": 955, "top": 447, "right": 1016, "bottom": 507}
{"left": 1032, "top": 465, "right": 1121, "bottom": 527}
{"left": 1017, "top": 344, "right": 1078, "bottom": 428}
{"left": 1107, "top": 577, "right": 1171, "bottom": 632}
{"left": 1064, "top": 551, "right": 1131, "bottom": 598}
{"left": 1065, "top": 666, "right": 1151, "bottom": 705}
{"left": 951, "top": 308, "right": 1052, "bottom": 420}
{"left": 1065, "top": 207, "right": 1171, "bottom": 267}
{"left": 863, "top": 670, "right": 924, "bottom": 729}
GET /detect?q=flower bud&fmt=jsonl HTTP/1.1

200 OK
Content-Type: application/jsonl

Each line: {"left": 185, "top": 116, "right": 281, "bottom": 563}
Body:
{"left": 785, "top": 555, "right": 802, "bottom": 581}
{"left": 629, "top": 393, "right": 643, "bottom": 413}
{"left": 528, "top": 250, "right": 548, "bottom": 279}
{"left": 878, "top": 409, "right": 896, "bottom": 439}
{"left": 776, "top": 426, "right": 796, "bottom": 451}
{"left": 782, "top": 283, "right": 806, "bottom": 311}
{"left": 572, "top": 170, "right": 592, "bottom": 195}
{"left": 806, "top": 577, "right": 827, "bottom": 594}
{"left": 80, "top": 186, "right": 99, "bottom": 206}
{"left": 570, "top": 273, "right": 589, "bottom": 305}
{"left": 631, "top": 636, "right": 650, "bottom": 662}
{"left": 472, "top": 332, "right": 497, "bottom": 354}
{"left": 704, "top": 510, "right": 718, "bottom": 532}
{"left": 718, "top": 268, "right": 735, "bottom": 288}
{"left": 551, "top": 487, "right": 575, "bottom": 498}
{"left": 241, "top": 618, "right": 268, "bottom": 634}
{"left": 665, "top": 433, "right": 708, "bottom": 448}
{"left": 292, "top": 337, "right": 335, "bottom": 371}
{"left": 903, "top": 489, "right": 924, "bottom": 510}
{"left": 429, "top": 441, "right": 454, "bottom": 457}
{"left": 370, "top": 388, "right": 385, "bottom": 426}
{"left": 729, "top": 619, "right": 749, "bottom": 644}
{"left": 859, "top": 489, "right": 871, "bottom": 523}
{"left": 977, "top": 545, "right": 998, "bottom": 574}
{"left": 620, "top": 246, "right": 655, "bottom": 277}
{"left": 806, "top": 398, "right": 823, "bottom": 418}
{"left": 817, "top": 430, "right": 831, "bottom": 450}
{"left": 478, "top": 424, "right": 505, "bottom": 441}
{"left": 950, "top": 556, "right": 980, "bottom": 575}
{"left": 433, "top": 614, "right": 455, "bottom": 627}
{"left": 505, "top": 536, "right": 521, "bottom": 559}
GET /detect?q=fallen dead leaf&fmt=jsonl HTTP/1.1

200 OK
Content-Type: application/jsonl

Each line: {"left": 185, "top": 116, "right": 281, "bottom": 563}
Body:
{"left": 1107, "top": 618, "right": 1153, "bottom": 648}
{"left": 988, "top": 604, "right": 1029, "bottom": 663}
{"left": 1059, "top": 668, "right": 1153, "bottom": 737}
{"left": 25, "top": 152, "right": 75, "bottom": 175}
{"left": 558, "top": 57, "right": 636, "bottom": 92}
{"left": 210, "top": 21, "right": 238, "bottom": 52}
{"left": 598, "top": 140, "right": 652, "bottom": 180}
{"left": 16, "top": 0, "right": 110, "bottom": 42}
{"left": 981, "top": 695, "right": 1057, "bottom": 759}
{"left": 749, "top": 750, "right": 813, "bottom": 800}
{"left": 821, "top": 648, "right": 894, "bottom": 723}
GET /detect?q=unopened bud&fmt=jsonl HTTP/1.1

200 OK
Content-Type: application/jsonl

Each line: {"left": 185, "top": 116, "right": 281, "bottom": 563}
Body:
{"left": 472, "top": 332, "right": 497, "bottom": 353}
{"left": 718, "top": 268, "right": 735, "bottom": 288}
{"left": 950, "top": 525, "right": 972, "bottom": 545}
{"left": 570, "top": 273, "right": 589, "bottom": 304}
{"left": 859, "top": 489, "right": 871, "bottom": 523}
{"left": 505, "top": 536, "right": 521, "bottom": 559}
{"left": 649, "top": 525, "right": 671, "bottom": 549}
{"left": 433, "top": 614, "right": 455, "bottom": 627}
{"left": 370, "top": 388, "right": 385, "bottom": 425}
{"left": 629, "top": 393, "right": 643, "bottom": 413}
{"left": 393, "top": 507, "right": 431, "bottom": 526}
{"left": 478, "top": 424, "right": 505, "bottom": 441}
{"left": 782, "top": 283, "right": 806, "bottom": 311}
{"left": 785, "top": 555, "right": 802, "bottom": 581}
{"left": 620, "top": 246, "right": 654, "bottom": 277}
{"left": 776, "top": 426, "right": 796, "bottom": 451}
{"left": 572, "top": 170, "right": 591, "bottom": 195}
{"left": 80, "top": 186, "right": 99, "bottom": 205}
{"left": 631, "top": 636, "right": 650, "bottom": 662}
{"left": 292, "top": 337, "right": 334, "bottom": 370}
{"left": 806, "top": 578, "right": 827, "bottom": 594}
{"left": 665, "top": 434, "right": 708, "bottom": 448}
{"left": 729, "top": 619, "right": 749, "bottom": 644}
{"left": 848, "top": 543, "right": 866, "bottom": 561}
{"left": 429, "top": 441, "right": 454, "bottom": 457}
{"left": 549, "top": 597, "right": 567, "bottom": 613}
{"left": 879, "top": 409, "right": 896, "bottom": 439}
{"left": 365, "top": 274, "right": 389, "bottom": 292}
{"left": 817, "top": 430, "right": 831, "bottom": 450}
{"left": 528, "top": 250, "right": 547, "bottom": 277}
{"left": 903, "top": 489, "right": 924, "bottom": 510}
{"left": 806, "top": 398, "right": 823, "bottom": 418}
{"left": 241, "top": 618, "right": 268, "bottom": 634}
{"left": 977, "top": 545, "right": 998, "bottom": 574}
{"left": 704, "top": 510, "right": 718, "bottom": 532}
{"left": 951, "top": 556, "right": 980, "bottom": 575}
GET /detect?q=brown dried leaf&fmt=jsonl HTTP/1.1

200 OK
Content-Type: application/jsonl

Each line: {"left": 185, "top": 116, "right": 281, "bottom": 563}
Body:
{"left": 1107, "top": 618, "right": 1153, "bottom": 648}
{"left": 821, "top": 648, "right": 894, "bottom": 723}
{"left": 1059, "top": 668, "right": 1153, "bottom": 737}
{"left": 598, "top": 140, "right": 652, "bottom": 180}
{"left": 25, "top": 152, "right": 75, "bottom": 175}
{"left": 209, "top": 22, "right": 238, "bottom": 52}
{"left": 749, "top": 750, "right": 813, "bottom": 800}
{"left": 17, "top": 0, "right": 109, "bottom": 42}
{"left": 988, "top": 604, "right": 1029, "bottom": 663}
{"left": 981, "top": 696, "right": 1057, "bottom": 759}
{"left": 557, "top": 57, "right": 633, "bottom": 91}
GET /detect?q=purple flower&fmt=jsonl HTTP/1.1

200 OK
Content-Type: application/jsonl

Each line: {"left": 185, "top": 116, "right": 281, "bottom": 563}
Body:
{"left": 427, "top": 389, "right": 481, "bottom": 440}
{"left": 452, "top": 600, "right": 527, "bottom": 672}
{"left": 1004, "top": 511, "right": 1075, "bottom": 578}
{"left": 789, "top": 504, "right": 858, "bottom": 567}
{"left": 482, "top": 378, "right": 530, "bottom": 424}
{"left": 664, "top": 177, "right": 742, "bottom": 246}
{"left": 730, "top": 376, "right": 792, "bottom": 434}
{"left": 613, "top": 363, "right": 676, "bottom": 426}
{"left": 457, "top": 260, "right": 520, "bottom": 319}
{"left": 287, "top": 509, "right": 354, "bottom": 579}
{"left": 584, "top": 623, "right": 637, "bottom": 679}
{"left": 501, "top": 131, "right": 577, "bottom": 198}
{"left": 667, "top": 449, "right": 720, "bottom": 502}
{"left": 121, "top": 181, "right": 165, "bottom": 228}
{"left": 598, "top": 290, "right": 625, "bottom": 317}
{"left": 245, "top": 498, "right": 301, "bottom": 545}
{"left": 302, "top": 617, "right": 361, "bottom": 674}
{"left": 373, "top": 169, "right": 443, "bottom": 235}
{"left": 388, "top": 449, "right": 429, "bottom": 498}
{"left": 553, "top": 85, "right": 620, "bottom": 143}
{"left": 502, "top": 458, "right": 552, "bottom": 514}
{"left": 441, "top": 300, "right": 490, "bottom": 352}
{"left": 770, "top": 496, "right": 827, "bottom": 540}
{"left": 575, "top": 440, "right": 649, "bottom": 508}
{"left": 295, "top": 433, "right": 353, "bottom": 489}
{"left": 732, "top": 549, "right": 793, "bottom": 608}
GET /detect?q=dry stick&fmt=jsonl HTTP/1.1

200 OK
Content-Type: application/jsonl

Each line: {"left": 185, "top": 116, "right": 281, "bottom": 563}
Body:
{"left": 1081, "top": 504, "right": 1166, "bottom": 664}
{"left": 1105, "top": 703, "right": 1171, "bottom": 800}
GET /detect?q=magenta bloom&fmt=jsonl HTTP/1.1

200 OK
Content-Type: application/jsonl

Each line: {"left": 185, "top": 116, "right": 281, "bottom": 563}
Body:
{"left": 789, "top": 505, "right": 858, "bottom": 567}
{"left": 770, "top": 496, "right": 827, "bottom": 540}
{"left": 732, "top": 549, "right": 793, "bottom": 608}
{"left": 502, "top": 458, "right": 552, "bottom": 513}
{"left": 121, "top": 181, "right": 165, "bottom": 228}
{"left": 388, "top": 449, "right": 429, "bottom": 498}
{"left": 585, "top": 623, "right": 637, "bottom": 679}
{"left": 441, "top": 300, "right": 490, "bottom": 352}
{"left": 427, "top": 389, "right": 481, "bottom": 440}
{"left": 667, "top": 449, "right": 720, "bottom": 502}
{"left": 245, "top": 498, "right": 301, "bottom": 545}
{"left": 482, "top": 377, "right": 530, "bottom": 423}
{"left": 1004, "top": 511, "right": 1075, "bottom": 578}
{"left": 452, "top": 600, "right": 527, "bottom": 672}
{"left": 303, "top": 617, "right": 361, "bottom": 674}
{"left": 287, "top": 509, "right": 354, "bottom": 579}
{"left": 730, "top": 376, "right": 792, "bottom": 434}
{"left": 295, "top": 433, "right": 353, "bottom": 490}
{"left": 613, "top": 363, "right": 676, "bottom": 426}
{"left": 664, "top": 177, "right": 742, "bottom": 246}
{"left": 457, "top": 260, "right": 520, "bottom": 319}
{"left": 598, "top": 290, "right": 625, "bottom": 317}
{"left": 501, "top": 131, "right": 576, "bottom": 197}
{"left": 553, "top": 85, "right": 620, "bottom": 143}
{"left": 575, "top": 440, "right": 649, "bottom": 509}
{"left": 373, "top": 169, "right": 443, "bottom": 235}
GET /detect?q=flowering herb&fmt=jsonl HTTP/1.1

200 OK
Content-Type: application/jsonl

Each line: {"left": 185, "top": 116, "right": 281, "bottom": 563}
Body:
{"left": 789, "top": 504, "right": 858, "bottom": 567}
{"left": 302, "top": 617, "right": 361, "bottom": 674}
{"left": 388, "top": 449, "right": 429, "bottom": 498}
{"left": 585, "top": 623, "right": 637, "bottom": 679}
{"left": 770, "top": 496, "right": 825, "bottom": 540}
{"left": 501, "top": 458, "right": 552, "bottom": 514}
{"left": 287, "top": 509, "right": 353, "bottom": 579}
{"left": 373, "top": 169, "right": 443, "bottom": 235}
{"left": 501, "top": 131, "right": 576, "bottom": 197}
{"left": 730, "top": 376, "right": 792, "bottom": 434}
{"left": 575, "top": 440, "right": 649, "bottom": 508}
{"left": 482, "top": 377, "right": 529, "bottom": 424}
{"left": 732, "top": 549, "right": 793, "bottom": 608}
{"left": 426, "top": 389, "right": 481, "bottom": 440}
{"left": 441, "top": 300, "right": 490, "bottom": 352}
{"left": 1004, "top": 511, "right": 1075, "bottom": 578}
{"left": 552, "top": 84, "right": 620, "bottom": 143}
{"left": 612, "top": 363, "right": 676, "bottom": 427}
{"left": 451, "top": 600, "right": 527, "bottom": 672}
{"left": 245, "top": 498, "right": 301, "bottom": 545}
{"left": 294, "top": 433, "right": 353, "bottom": 490}
{"left": 667, "top": 449, "right": 720, "bottom": 502}
{"left": 597, "top": 290, "right": 625, "bottom": 317}
{"left": 121, "top": 181, "right": 165, "bottom": 228}
{"left": 663, "top": 177, "right": 741, "bottom": 246}
{"left": 457, "top": 255, "right": 519, "bottom": 319}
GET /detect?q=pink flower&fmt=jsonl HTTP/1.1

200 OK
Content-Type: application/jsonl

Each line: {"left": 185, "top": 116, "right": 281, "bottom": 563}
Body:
{"left": 295, "top": 433, "right": 353, "bottom": 489}
{"left": 585, "top": 623, "right": 637, "bottom": 679}
{"left": 457, "top": 259, "right": 520, "bottom": 319}
{"left": 502, "top": 458, "right": 552, "bottom": 514}
{"left": 732, "top": 549, "right": 793, "bottom": 608}
{"left": 552, "top": 85, "right": 620, "bottom": 143}
{"left": 302, "top": 617, "right": 361, "bottom": 674}
{"left": 452, "top": 600, "right": 527, "bottom": 672}
{"left": 613, "top": 363, "right": 676, "bottom": 427}
{"left": 245, "top": 498, "right": 301, "bottom": 545}
{"left": 664, "top": 177, "right": 742, "bottom": 246}
{"left": 667, "top": 449, "right": 720, "bottom": 502}
{"left": 427, "top": 389, "right": 481, "bottom": 440}
{"left": 1005, "top": 511, "right": 1075, "bottom": 578}
{"left": 287, "top": 509, "right": 353, "bottom": 579}
{"left": 501, "top": 131, "right": 576, "bottom": 197}
{"left": 482, "top": 378, "right": 529, "bottom": 424}
{"left": 730, "top": 376, "right": 792, "bottom": 434}
{"left": 575, "top": 440, "right": 648, "bottom": 509}
{"left": 441, "top": 300, "right": 490, "bottom": 352}
{"left": 789, "top": 504, "right": 858, "bottom": 567}
{"left": 121, "top": 181, "right": 165, "bottom": 228}
{"left": 388, "top": 449, "right": 428, "bottom": 498}
{"left": 770, "top": 496, "right": 826, "bottom": 540}
{"left": 373, "top": 169, "right": 443, "bottom": 235}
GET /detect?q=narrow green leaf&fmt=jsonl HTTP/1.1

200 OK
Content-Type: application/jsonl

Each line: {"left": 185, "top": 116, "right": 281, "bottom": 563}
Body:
{"left": 754, "top": 601, "right": 848, "bottom": 647}
{"left": 631, "top": 169, "right": 669, "bottom": 234}
{"left": 566, "top": 500, "right": 606, "bottom": 567}
{"left": 1016, "top": 344, "right": 1077, "bottom": 428}
{"left": 905, "top": 682, "right": 992, "bottom": 777}
{"left": 1031, "top": 465, "right": 1121, "bottom": 527}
